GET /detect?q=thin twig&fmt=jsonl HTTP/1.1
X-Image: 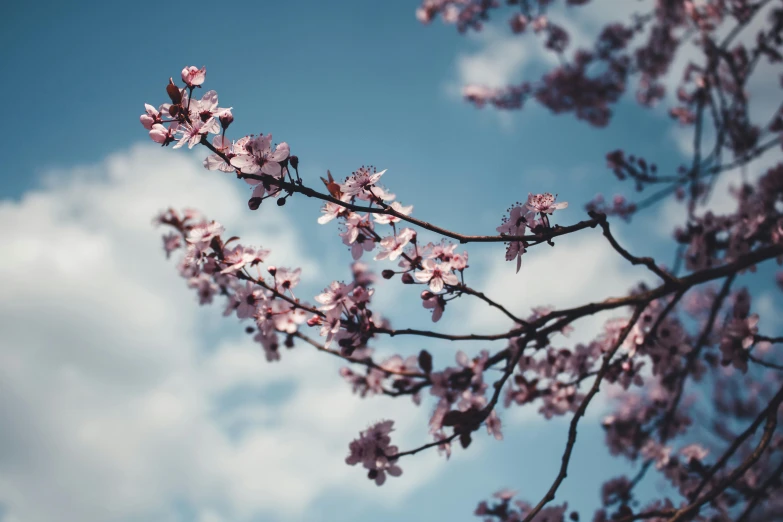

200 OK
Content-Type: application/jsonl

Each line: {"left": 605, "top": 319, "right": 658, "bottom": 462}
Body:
{"left": 521, "top": 306, "right": 645, "bottom": 522}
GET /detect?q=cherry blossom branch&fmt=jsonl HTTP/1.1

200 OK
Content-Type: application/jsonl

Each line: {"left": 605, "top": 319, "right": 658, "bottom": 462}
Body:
{"left": 630, "top": 136, "right": 781, "bottom": 214}
{"left": 452, "top": 283, "right": 528, "bottom": 325}
{"left": 748, "top": 353, "right": 783, "bottom": 371}
{"left": 374, "top": 243, "right": 782, "bottom": 349}
{"left": 615, "top": 510, "right": 677, "bottom": 522}
{"left": 520, "top": 305, "right": 645, "bottom": 522}
{"left": 291, "top": 331, "right": 427, "bottom": 379}
{"left": 389, "top": 433, "right": 459, "bottom": 459}
{"left": 144, "top": 1, "right": 783, "bottom": 504}
{"left": 648, "top": 288, "right": 688, "bottom": 339}
{"left": 201, "top": 137, "right": 598, "bottom": 244}
{"left": 686, "top": 383, "right": 783, "bottom": 505}
{"left": 237, "top": 270, "right": 324, "bottom": 317}
{"left": 755, "top": 335, "right": 783, "bottom": 344}
{"left": 373, "top": 326, "right": 524, "bottom": 342}
{"left": 592, "top": 212, "right": 679, "bottom": 286}
{"left": 544, "top": 243, "right": 783, "bottom": 324}
{"left": 668, "top": 385, "right": 783, "bottom": 522}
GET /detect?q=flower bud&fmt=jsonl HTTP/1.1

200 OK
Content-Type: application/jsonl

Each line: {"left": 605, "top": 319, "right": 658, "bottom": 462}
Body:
{"left": 219, "top": 109, "right": 234, "bottom": 130}
{"left": 181, "top": 66, "right": 206, "bottom": 87}
{"left": 289, "top": 155, "right": 299, "bottom": 169}
{"left": 248, "top": 197, "right": 262, "bottom": 210}
{"left": 277, "top": 197, "right": 287, "bottom": 207}
{"left": 421, "top": 290, "right": 434, "bottom": 300}
{"left": 267, "top": 265, "right": 277, "bottom": 276}
{"left": 381, "top": 269, "right": 395, "bottom": 279}
{"left": 401, "top": 273, "right": 414, "bottom": 284}
{"left": 418, "top": 349, "right": 433, "bottom": 374}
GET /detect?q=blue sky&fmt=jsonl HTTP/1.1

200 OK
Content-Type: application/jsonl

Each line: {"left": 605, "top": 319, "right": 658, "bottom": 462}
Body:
{"left": 1, "top": 1, "right": 781, "bottom": 522}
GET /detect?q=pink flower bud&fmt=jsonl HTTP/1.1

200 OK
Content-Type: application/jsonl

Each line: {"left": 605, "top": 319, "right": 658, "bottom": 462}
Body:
{"left": 219, "top": 109, "right": 234, "bottom": 129}
{"left": 401, "top": 273, "right": 414, "bottom": 284}
{"left": 181, "top": 66, "right": 206, "bottom": 88}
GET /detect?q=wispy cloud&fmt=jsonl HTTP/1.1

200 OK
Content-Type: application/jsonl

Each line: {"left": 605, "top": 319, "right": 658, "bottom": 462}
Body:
{"left": 0, "top": 145, "right": 442, "bottom": 522}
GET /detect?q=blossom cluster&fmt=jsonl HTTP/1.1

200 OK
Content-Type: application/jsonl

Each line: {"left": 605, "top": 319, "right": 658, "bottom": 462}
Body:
{"left": 141, "top": 0, "right": 783, "bottom": 513}
{"left": 345, "top": 420, "right": 403, "bottom": 486}
{"left": 496, "top": 193, "right": 567, "bottom": 272}
{"left": 141, "top": 67, "right": 293, "bottom": 208}
{"left": 154, "top": 208, "right": 307, "bottom": 362}
{"left": 315, "top": 165, "right": 484, "bottom": 323}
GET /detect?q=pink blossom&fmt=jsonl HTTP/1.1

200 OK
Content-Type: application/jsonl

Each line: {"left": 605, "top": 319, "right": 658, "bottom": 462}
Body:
{"left": 234, "top": 282, "right": 265, "bottom": 319}
{"left": 161, "top": 232, "right": 181, "bottom": 258}
{"left": 486, "top": 410, "right": 503, "bottom": 440}
{"left": 680, "top": 443, "right": 709, "bottom": 462}
{"left": 525, "top": 192, "right": 568, "bottom": 215}
{"left": 149, "top": 123, "right": 179, "bottom": 146}
{"left": 497, "top": 205, "right": 528, "bottom": 273}
{"left": 253, "top": 328, "right": 281, "bottom": 362}
{"left": 204, "top": 135, "right": 247, "bottom": 172}
{"left": 449, "top": 250, "right": 468, "bottom": 271}
{"left": 274, "top": 267, "right": 302, "bottom": 293}
{"left": 340, "top": 213, "right": 376, "bottom": 260}
{"left": 317, "top": 194, "right": 353, "bottom": 224}
{"left": 345, "top": 420, "right": 402, "bottom": 486}
{"left": 493, "top": 489, "right": 516, "bottom": 501}
{"left": 319, "top": 313, "right": 342, "bottom": 348}
{"left": 375, "top": 228, "right": 415, "bottom": 261}
{"left": 230, "top": 134, "right": 290, "bottom": 177}
{"left": 187, "top": 221, "right": 224, "bottom": 252}
{"left": 181, "top": 65, "right": 206, "bottom": 87}
{"left": 429, "top": 241, "right": 457, "bottom": 262}
{"left": 187, "top": 273, "right": 218, "bottom": 305}
{"left": 220, "top": 245, "right": 268, "bottom": 275}
{"left": 315, "top": 281, "right": 356, "bottom": 313}
{"left": 172, "top": 119, "right": 212, "bottom": 150}
{"left": 434, "top": 430, "right": 452, "bottom": 459}
{"left": 532, "top": 15, "right": 548, "bottom": 32}
{"left": 184, "top": 89, "right": 228, "bottom": 135}
{"left": 140, "top": 104, "right": 163, "bottom": 130}
{"left": 341, "top": 166, "right": 387, "bottom": 200}
{"left": 415, "top": 259, "right": 458, "bottom": 292}
{"left": 719, "top": 314, "right": 759, "bottom": 372}
{"left": 270, "top": 300, "right": 307, "bottom": 334}
{"left": 641, "top": 440, "right": 672, "bottom": 470}
{"left": 421, "top": 291, "right": 445, "bottom": 322}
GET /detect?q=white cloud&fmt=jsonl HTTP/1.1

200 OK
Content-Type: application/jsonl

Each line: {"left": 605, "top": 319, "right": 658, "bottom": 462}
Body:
{"left": 755, "top": 292, "right": 782, "bottom": 336}
{"left": 452, "top": 27, "right": 536, "bottom": 91}
{"left": 445, "top": 2, "right": 647, "bottom": 99}
{"left": 461, "top": 232, "right": 651, "bottom": 335}
{"left": 0, "top": 145, "right": 442, "bottom": 522}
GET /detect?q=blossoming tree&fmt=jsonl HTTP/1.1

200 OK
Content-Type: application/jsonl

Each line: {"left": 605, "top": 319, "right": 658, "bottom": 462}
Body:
{"left": 141, "top": 1, "right": 783, "bottom": 520}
